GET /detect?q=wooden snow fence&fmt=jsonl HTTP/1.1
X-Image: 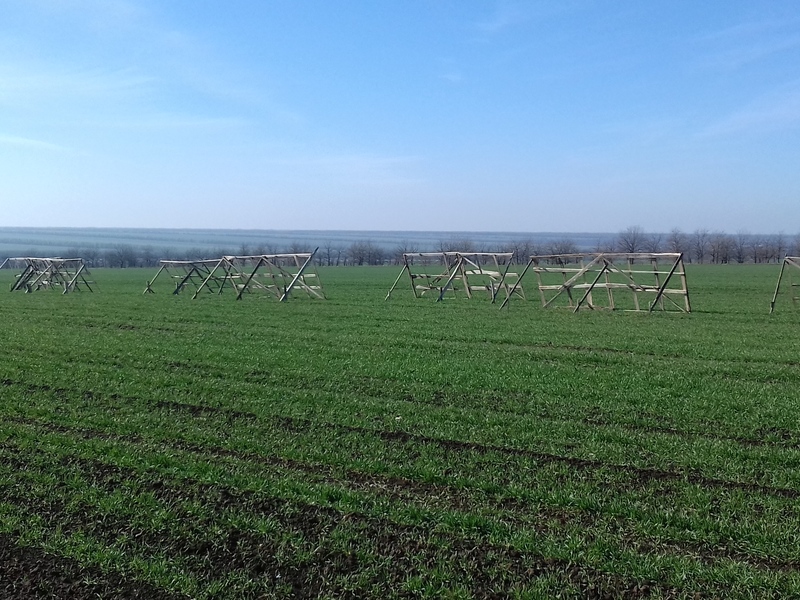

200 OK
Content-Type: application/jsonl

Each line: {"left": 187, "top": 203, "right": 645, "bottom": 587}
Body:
{"left": 385, "top": 252, "right": 524, "bottom": 303}
{"left": 500, "top": 252, "right": 691, "bottom": 312}
{"left": 1, "top": 257, "right": 94, "bottom": 294}
{"left": 144, "top": 250, "right": 325, "bottom": 301}
{"left": 770, "top": 256, "right": 800, "bottom": 313}
{"left": 143, "top": 259, "right": 221, "bottom": 295}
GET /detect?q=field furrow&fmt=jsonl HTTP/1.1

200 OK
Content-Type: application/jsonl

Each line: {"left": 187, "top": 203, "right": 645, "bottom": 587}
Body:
{"left": 2, "top": 265, "right": 800, "bottom": 597}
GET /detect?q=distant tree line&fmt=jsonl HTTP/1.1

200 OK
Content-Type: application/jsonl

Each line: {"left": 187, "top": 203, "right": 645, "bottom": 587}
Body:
{"left": 613, "top": 226, "right": 799, "bottom": 264}
{"left": 2, "top": 229, "right": 799, "bottom": 268}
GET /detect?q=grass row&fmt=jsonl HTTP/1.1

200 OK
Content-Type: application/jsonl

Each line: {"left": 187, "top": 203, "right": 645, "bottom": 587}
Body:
{"left": 1, "top": 264, "right": 800, "bottom": 598}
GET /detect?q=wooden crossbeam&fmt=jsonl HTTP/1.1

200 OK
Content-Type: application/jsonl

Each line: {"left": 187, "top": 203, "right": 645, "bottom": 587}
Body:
{"left": 387, "top": 252, "right": 522, "bottom": 303}
{"left": 501, "top": 252, "right": 690, "bottom": 312}
{"left": 143, "top": 260, "right": 220, "bottom": 295}
{"left": 386, "top": 253, "right": 454, "bottom": 299}
{"left": 148, "top": 251, "right": 325, "bottom": 302}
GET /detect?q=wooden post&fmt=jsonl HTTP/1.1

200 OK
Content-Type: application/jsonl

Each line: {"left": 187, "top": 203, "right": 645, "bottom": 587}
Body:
{"left": 649, "top": 254, "right": 685, "bottom": 313}
{"left": 386, "top": 262, "right": 409, "bottom": 300}
{"left": 574, "top": 261, "right": 610, "bottom": 312}
{"left": 437, "top": 254, "right": 465, "bottom": 301}
{"left": 769, "top": 256, "right": 800, "bottom": 314}
{"left": 500, "top": 257, "right": 534, "bottom": 309}
{"left": 144, "top": 264, "right": 168, "bottom": 293}
{"left": 280, "top": 248, "right": 319, "bottom": 301}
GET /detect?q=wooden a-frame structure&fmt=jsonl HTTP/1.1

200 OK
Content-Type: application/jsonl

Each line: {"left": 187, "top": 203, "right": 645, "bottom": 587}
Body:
{"left": 144, "top": 250, "right": 325, "bottom": 301}
{"left": 386, "top": 252, "right": 524, "bottom": 303}
{"left": 143, "top": 259, "right": 222, "bottom": 295}
{"left": 1, "top": 257, "right": 93, "bottom": 294}
{"left": 769, "top": 256, "right": 800, "bottom": 313}
{"left": 501, "top": 252, "right": 690, "bottom": 312}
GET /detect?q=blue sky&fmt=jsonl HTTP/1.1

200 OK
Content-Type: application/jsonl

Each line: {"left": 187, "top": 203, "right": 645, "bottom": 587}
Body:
{"left": 1, "top": 1, "right": 799, "bottom": 233}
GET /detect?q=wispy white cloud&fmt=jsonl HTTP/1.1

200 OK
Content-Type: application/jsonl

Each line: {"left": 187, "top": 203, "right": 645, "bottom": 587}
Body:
{"left": 264, "top": 153, "right": 425, "bottom": 186}
{"left": 20, "top": 0, "right": 147, "bottom": 31}
{"left": 700, "top": 17, "right": 800, "bottom": 41}
{"left": 0, "top": 134, "right": 70, "bottom": 152}
{"left": 701, "top": 83, "right": 800, "bottom": 136}
{"left": 701, "top": 35, "right": 800, "bottom": 70}
{"left": 0, "top": 63, "right": 153, "bottom": 101}
{"left": 695, "top": 18, "right": 800, "bottom": 70}
{"left": 474, "top": 1, "right": 587, "bottom": 36}
{"left": 435, "top": 57, "right": 464, "bottom": 85}
{"left": 475, "top": 2, "right": 532, "bottom": 35}
{"left": 3, "top": 0, "right": 305, "bottom": 133}
{"left": 94, "top": 114, "right": 248, "bottom": 130}
{"left": 440, "top": 72, "right": 463, "bottom": 84}
{"left": 3, "top": 2, "right": 261, "bottom": 105}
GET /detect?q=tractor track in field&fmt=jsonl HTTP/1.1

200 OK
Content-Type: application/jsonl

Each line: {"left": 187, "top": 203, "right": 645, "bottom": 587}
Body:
{"left": 5, "top": 376, "right": 800, "bottom": 451}
{"left": 7, "top": 406, "right": 800, "bottom": 504}
{"left": 10, "top": 442, "right": 799, "bottom": 574}
{"left": 3, "top": 432, "right": 800, "bottom": 577}
{"left": 267, "top": 414, "right": 800, "bottom": 500}
{"left": 1, "top": 457, "right": 676, "bottom": 600}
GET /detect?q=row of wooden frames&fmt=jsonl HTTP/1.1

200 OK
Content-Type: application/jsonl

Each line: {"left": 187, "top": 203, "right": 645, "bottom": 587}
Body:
{"left": 142, "top": 251, "right": 325, "bottom": 301}
{"left": 5, "top": 253, "right": 800, "bottom": 313}
{"left": 386, "top": 251, "right": 692, "bottom": 312}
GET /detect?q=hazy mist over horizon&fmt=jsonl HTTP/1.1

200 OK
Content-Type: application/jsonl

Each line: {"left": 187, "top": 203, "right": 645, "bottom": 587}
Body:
{"left": 1, "top": 226, "right": 797, "bottom": 266}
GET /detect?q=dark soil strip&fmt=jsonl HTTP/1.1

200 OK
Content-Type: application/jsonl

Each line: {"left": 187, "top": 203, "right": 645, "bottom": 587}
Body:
{"left": 0, "top": 533, "right": 184, "bottom": 600}
{"left": 4, "top": 440, "right": 799, "bottom": 577}
{"left": 580, "top": 414, "right": 800, "bottom": 449}
{"left": 8, "top": 410, "right": 800, "bottom": 503}
{"left": 506, "top": 340, "right": 800, "bottom": 372}
{"left": 268, "top": 414, "right": 800, "bottom": 500}
{"left": 154, "top": 399, "right": 256, "bottom": 421}
{"left": 1, "top": 469, "right": 678, "bottom": 599}
{"left": 7, "top": 376, "right": 800, "bottom": 450}
{"left": 152, "top": 399, "right": 800, "bottom": 469}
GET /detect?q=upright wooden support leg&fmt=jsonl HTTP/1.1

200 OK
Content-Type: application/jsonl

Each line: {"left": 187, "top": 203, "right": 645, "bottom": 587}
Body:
{"left": 770, "top": 258, "right": 788, "bottom": 314}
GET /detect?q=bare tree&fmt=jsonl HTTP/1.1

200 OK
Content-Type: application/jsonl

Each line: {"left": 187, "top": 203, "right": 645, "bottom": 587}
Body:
{"left": 253, "top": 242, "right": 277, "bottom": 255}
{"left": 666, "top": 228, "right": 688, "bottom": 255}
{"left": 616, "top": 226, "right": 646, "bottom": 253}
{"left": 79, "top": 245, "right": 101, "bottom": 267}
{"left": 749, "top": 235, "right": 764, "bottom": 263}
{"left": 140, "top": 245, "right": 157, "bottom": 267}
{"left": 548, "top": 238, "right": 578, "bottom": 256}
{"left": 390, "top": 240, "right": 418, "bottom": 265}
{"left": 346, "top": 240, "right": 385, "bottom": 265}
{"left": 792, "top": 233, "right": 800, "bottom": 257}
{"left": 289, "top": 240, "right": 312, "bottom": 254}
{"left": 709, "top": 232, "right": 731, "bottom": 264}
{"left": 593, "top": 236, "right": 615, "bottom": 253}
{"left": 320, "top": 240, "right": 343, "bottom": 266}
{"left": 438, "top": 237, "right": 475, "bottom": 253}
{"left": 773, "top": 233, "right": 787, "bottom": 262}
{"left": 642, "top": 232, "right": 663, "bottom": 253}
{"left": 366, "top": 241, "right": 385, "bottom": 265}
{"left": 346, "top": 241, "right": 365, "bottom": 265}
{"left": 691, "top": 229, "right": 710, "bottom": 263}
{"left": 333, "top": 245, "right": 345, "bottom": 266}
{"left": 106, "top": 244, "right": 138, "bottom": 268}
{"left": 509, "top": 238, "right": 536, "bottom": 264}
{"left": 733, "top": 231, "right": 749, "bottom": 263}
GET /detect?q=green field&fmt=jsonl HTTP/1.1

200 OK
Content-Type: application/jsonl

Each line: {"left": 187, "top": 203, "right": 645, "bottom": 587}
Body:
{"left": 2, "top": 265, "right": 800, "bottom": 599}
